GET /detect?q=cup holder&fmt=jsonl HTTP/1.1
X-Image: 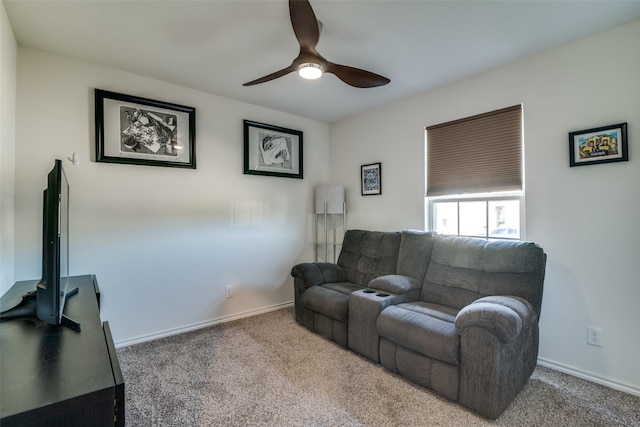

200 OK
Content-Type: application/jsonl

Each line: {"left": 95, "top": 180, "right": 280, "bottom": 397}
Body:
{"left": 362, "top": 289, "right": 389, "bottom": 297}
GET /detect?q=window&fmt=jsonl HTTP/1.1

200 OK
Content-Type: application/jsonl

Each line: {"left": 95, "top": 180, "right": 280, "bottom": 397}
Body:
{"left": 429, "top": 194, "right": 523, "bottom": 239}
{"left": 426, "top": 105, "right": 524, "bottom": 240}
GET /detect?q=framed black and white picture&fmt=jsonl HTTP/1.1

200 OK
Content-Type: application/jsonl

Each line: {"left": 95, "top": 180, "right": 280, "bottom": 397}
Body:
{"left": 569, "top": 122, "right": 628, "bottom": 167}
{"left": 243, "top": 120, "right": 303, "bottom": 179}
{"left": 361, "top": 162, "right": 381, "bottom": 195}
{"left": 95, "top": 89, "right": 196, "bottom": 168}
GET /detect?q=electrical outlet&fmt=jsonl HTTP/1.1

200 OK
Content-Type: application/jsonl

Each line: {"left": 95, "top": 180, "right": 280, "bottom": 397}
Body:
{"left": 587, "top": 326, "right": 602, "bottom": 347}
{"left": 225, "top": 286, "right": 233, "bottom": 299}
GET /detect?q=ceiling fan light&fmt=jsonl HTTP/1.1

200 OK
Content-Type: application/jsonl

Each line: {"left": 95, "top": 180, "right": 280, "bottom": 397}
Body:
{"left": 299, "top": 63, "right": 323, "bottom": 80}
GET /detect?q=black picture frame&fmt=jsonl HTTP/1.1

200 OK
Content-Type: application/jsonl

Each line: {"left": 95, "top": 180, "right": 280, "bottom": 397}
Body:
{"left": 569, "top": 122, "right": 628, "bottom": 167}
{"left": 361, "top": 162, "right": 382, "bottom": 195}
{"left": 95, "top": 89, "right": 196, "bottom": 168}
{"left": 243, "top": 120, "right": 303, "bottom": 179}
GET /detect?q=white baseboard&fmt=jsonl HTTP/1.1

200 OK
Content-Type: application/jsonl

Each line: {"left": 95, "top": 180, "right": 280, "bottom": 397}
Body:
{"left": 538, "top": 357, "right": 640, "bottom": 397}
{"left": 115, "top": 301, "right": 294, "bottom": 348}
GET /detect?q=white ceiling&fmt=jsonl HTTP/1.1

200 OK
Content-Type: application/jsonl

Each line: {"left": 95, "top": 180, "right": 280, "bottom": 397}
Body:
{"left": 5, "top": 0, "right": 640, "bottom": 123}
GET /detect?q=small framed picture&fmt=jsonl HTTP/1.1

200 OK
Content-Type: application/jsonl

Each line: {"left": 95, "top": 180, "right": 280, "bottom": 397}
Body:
{"left": 243, "top": 120, "right": 303, "bottom": 179}
{"left": 95, "top": 89, "right": 196, "bottom": 168}
{"left": 569, "top": 122, "right": 628, "bottom": 167}
{"left": 361, "top": 162, "right": 382, "bottom": 195}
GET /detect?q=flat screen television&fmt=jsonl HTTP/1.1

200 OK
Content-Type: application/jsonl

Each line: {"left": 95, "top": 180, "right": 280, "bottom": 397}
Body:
{"left": 0, "top": 159, "right": 80, "bottom": 330}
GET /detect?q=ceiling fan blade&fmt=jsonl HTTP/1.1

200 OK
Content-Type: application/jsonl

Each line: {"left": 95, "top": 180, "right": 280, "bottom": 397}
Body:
{"left": 243, "top": 1, "right": 390, "bottom": 89}
{"left": 243, "top": 65, "right": 297, "bottom": 86}
{"left": 289, "top": 0, "right": 320, "bottom": 50}
{"left": 325, "top": 63, "right": 390, "bottom": 88}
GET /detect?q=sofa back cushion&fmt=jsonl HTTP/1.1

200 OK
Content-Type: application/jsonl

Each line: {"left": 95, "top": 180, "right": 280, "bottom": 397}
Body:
{"left": 396, "top": 230, "right": 437, "bottom": 281}
{"left": 337, "top": 230, "right": 401, "bottom": 287}
{"left": 421, "top": 235, "right": 546, "bottom": 317}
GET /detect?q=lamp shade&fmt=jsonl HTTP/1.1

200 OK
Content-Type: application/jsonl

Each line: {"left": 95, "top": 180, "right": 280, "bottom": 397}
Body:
{"left": 315, "top": 185, "right": 345, "bottom": 214}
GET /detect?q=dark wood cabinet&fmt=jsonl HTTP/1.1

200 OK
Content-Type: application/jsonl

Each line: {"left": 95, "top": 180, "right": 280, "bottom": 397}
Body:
{"left": 0, "top": 275, "right": 124, "bottom": 426}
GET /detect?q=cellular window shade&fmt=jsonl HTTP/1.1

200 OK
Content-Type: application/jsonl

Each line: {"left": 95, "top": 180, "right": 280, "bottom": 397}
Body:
{"left": 426, "top": 104, "right": 523, "bottom": 197}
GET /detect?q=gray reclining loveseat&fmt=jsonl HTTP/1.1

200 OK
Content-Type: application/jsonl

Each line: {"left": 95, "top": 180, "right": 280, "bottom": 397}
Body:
{"left": 291, "top": 229, "right": 546, "bottom": 419}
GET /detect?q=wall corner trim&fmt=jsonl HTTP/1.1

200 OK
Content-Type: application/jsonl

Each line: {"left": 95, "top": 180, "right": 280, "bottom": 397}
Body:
{"left": 115, "top": 301, "right": 294, "bottom": 348}
{"left": 537, "top": 357, "right": 640, "bottom": 397}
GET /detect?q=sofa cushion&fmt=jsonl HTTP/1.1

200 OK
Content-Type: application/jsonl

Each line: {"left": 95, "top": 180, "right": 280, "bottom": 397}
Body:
{"left": 301, "top": 283, "right": 363, "bottom": 323}
{"left": 397, "top": 301, "right": 459, "bottom": 323}
{"left": 377, "top": 303, "right": 460, "bottom": 366}
{"left": 322, "top": 282, "right": 364, "bottom": 295}
{"left": 337, "top": 230, "right": 401, "bottom": 286}
{"left": 396, "top": 230, "right": 436, "bottom": 280}
{"left": 422, "top": 236, "right": 546, "bottom": 316}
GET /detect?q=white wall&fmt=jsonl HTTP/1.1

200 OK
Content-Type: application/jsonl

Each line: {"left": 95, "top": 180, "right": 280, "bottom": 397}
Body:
{"left": 11, "top": 47, "right": 330, "bottom": 345}
{"left": 5, "top": 6, "right": 638, "bottom": 397}
{"left": 0, "top": 1, "right": 16, "bottom": 290}
{"left": 331, "top": 20, "right": 640, "bottom": 394}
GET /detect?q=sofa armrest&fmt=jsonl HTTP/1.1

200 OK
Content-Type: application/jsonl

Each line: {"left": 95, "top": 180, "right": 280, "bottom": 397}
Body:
{"left": 291, "top": 262, "right": 346, "bottom": 289}
{"left": 291, "top": 263, "right": 347, "bottom": 326}
{"left": 455, "top": 296, "right": 536, "bottom": 343}
{"left": 368, "top": 274, "right": 422, "bottom": 295}
{"left": 455, "top": 295, "right": 540, "bottom": 419}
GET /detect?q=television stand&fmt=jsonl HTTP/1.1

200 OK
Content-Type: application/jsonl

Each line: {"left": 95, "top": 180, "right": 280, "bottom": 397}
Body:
{"left": 60, "top": 286, "right": 81, "bottom": 331}
{"left": 0, "top": 289, "right": 37, "bottom": 320}
{"left": 0, "top": 285, "right": 81, "bottom": 331}
{"left": 0, "top": 275, "right": 124, "bottom": 426}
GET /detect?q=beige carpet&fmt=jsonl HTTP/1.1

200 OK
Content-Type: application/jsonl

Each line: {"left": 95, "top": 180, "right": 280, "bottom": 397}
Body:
{"left": 117, "top": 307, "right": 640, "bottom": 426}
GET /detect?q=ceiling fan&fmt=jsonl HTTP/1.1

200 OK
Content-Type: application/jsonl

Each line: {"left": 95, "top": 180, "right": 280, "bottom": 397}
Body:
{"left": 243, "top": 0, "right": 390, "bottom": 88}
